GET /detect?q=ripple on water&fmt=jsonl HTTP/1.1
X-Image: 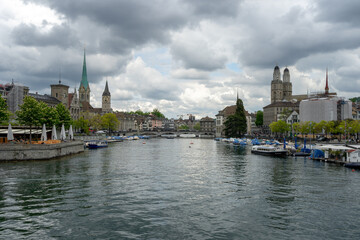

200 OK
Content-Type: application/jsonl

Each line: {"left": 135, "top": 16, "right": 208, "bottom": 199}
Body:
{"left": 0, "top": 139, "right": 360, "bottom": 239}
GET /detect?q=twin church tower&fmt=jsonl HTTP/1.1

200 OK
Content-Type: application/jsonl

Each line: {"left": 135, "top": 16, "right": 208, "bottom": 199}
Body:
{"left": 270, "top": 66, "right": 292, "bottom": 103}
{"left": 51, "top": 50, "right": 112, "bottom": 120}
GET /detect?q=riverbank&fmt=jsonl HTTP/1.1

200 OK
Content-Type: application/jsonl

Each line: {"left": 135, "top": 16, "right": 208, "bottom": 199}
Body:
{"left": 0, "top": 141, "right": 84, "bottom": 161}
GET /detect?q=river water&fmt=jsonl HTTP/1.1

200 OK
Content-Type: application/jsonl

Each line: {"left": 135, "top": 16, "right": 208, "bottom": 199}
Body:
{"left": 0, "top": 138, "right": 359, "bottom": 239}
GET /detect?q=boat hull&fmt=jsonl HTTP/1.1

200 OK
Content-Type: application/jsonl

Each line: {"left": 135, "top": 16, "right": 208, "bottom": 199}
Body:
{"left": 344, "top": 162, "right": 360, "bottom": 169}
{"left": 251, "top": 149, "right": 288, "bottom": 157}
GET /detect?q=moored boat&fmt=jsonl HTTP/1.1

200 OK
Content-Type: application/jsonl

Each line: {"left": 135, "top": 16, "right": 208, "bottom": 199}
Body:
{"left": 88, "top": 140, "right": 108, "bottom": 149}
{"left": 251, "top": 145, "right": 288, "bottom": 157}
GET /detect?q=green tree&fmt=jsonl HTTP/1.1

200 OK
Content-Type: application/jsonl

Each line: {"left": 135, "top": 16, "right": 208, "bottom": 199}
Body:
{"left": 16, "top": 96, "right": 42, "bottom": 143}
{"left": 39, "top": 101, "right": 59, "bottom": 127}
{"left": 324, "top": 121, "right": 335, "bottom": 137}
{"left": 90, "top": 114, "right": 102, "bottom": 131}
{"left": 193, "top": 122, "right": 201, "bottom": 131}
{"left": 178, "top": 124, "right": 189, "bottom": 130}
{"left": 101, "top": 113, "right": 119, "bottom": 133}
{"left": 279, "top": 108, "right": 292, "bottom": 121}
{"left": 255, "top": 111, "right": 263, "bottom": 126}
{"left": 151, "top": 108, "right": 165, "bottom": 118}
{"left": 269, "top": 120, "right": 290, "bottom": 137}
{"left": 0, "top": 97, "right": 10, "bottom": 123}
{"left": 224, "top": 98, "right": 247, "bottom": 137}
{"left": 74, "top": 117, "right": 90, "bottom": 134}
{"left": 56, "top": 103, "right": 72, "bottom": 128}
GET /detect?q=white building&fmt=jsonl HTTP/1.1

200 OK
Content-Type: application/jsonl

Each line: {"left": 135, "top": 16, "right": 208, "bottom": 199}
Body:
{"left": 300, "top": 97, "right": 352, "bottom": 123}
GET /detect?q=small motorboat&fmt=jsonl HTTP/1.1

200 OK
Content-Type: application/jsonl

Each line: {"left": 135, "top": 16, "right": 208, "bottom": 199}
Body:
{"left": 88, "top": 140, "right": 108, "bottom": 149}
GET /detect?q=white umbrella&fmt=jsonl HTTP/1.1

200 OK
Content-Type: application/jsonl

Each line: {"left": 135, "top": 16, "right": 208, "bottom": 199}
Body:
{"left": 60, "top": 124, "right": 66, "bottom": 141}
{"left": 41, "top": 124, "right": 47, "bottom": 141}
{"left": 52, "top": 125, "right": 57, "bottom": 140}
{"left": 68, "top": 125, "right": 74, "bottom": 140}
{"left": 7, "top": 123, "right": 14, "bottom": 141}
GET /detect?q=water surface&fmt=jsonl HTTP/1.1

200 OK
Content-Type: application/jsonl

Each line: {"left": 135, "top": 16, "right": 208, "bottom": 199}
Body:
{"left": 0, "top": 139, "right": 359, "bottom": 239}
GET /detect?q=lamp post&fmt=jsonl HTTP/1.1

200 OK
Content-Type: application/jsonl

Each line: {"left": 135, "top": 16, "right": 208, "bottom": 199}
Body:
{"left": 309, "top": 122, "right": 312, "bottom": 149}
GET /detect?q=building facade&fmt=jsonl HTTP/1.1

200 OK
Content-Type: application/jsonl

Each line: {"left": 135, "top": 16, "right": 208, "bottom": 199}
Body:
{"left": 200, "top": 116, "right": 215, "bottom": 133}
{"left": 299, "top": 97, "right": 352, "bottom": 123}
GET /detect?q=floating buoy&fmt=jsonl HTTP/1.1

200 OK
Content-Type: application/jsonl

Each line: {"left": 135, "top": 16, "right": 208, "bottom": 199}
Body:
{"left": 352, "top": 169, "right": 355, "bottom": 172}
{"left": 190, "top": 142, "right": 194, "bottom": 145}
{"left": 143, "top": 142, "right": 146, "bottom": 144}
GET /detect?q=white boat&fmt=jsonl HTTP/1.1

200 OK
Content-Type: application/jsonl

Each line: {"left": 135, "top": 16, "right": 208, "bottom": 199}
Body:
{"left": 251, "top": 145, "right": 288, "bottom": 157}
{"left": 179, "top": 133, "right": 196, "bottom": 138}
{"left": 161, "top": 134, "right": 177, "bottom": 139}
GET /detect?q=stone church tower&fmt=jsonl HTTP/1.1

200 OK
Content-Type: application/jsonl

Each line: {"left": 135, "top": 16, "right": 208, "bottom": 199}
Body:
{"left": 271, "top": 66, "right": 283, "bottom": 103}
{"left": 282, "top": 67, "right": 292, "bottom": 101}
{"left": 79, "top": 50, "right": 90, "bottom": 104}
{"left": 102, "top": 80, "right": 111, "bottom": 114}
{"left": 271, "top": 66, "right": 293, "bottom": 103}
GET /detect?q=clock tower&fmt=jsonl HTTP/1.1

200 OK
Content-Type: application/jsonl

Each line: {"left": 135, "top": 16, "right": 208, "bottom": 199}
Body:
{"left": 102, "top": 80, "right": 111, "bottom": 114}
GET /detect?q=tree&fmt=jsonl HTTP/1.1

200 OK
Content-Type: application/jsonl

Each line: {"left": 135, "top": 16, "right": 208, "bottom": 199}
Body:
{"left": 193, "top": 122, "right": 201, "bottom": 131}
{"left": 74, "top": 117, "right": 90, "bottom": 134}
{"left": 90, "top": 114, "right": 102, "bottom": 131}
{"left": 178, "top": 124, "right": 189, "bottom": 130}
{"left": 151, "top": 108, "right": 165, "bottom": 118}
{"left": 279, "top": 108, "right": 292, "bottom": 121}
{"left": 101, "top": 113, "right": 119, "bottom": 133}
{"left": 0, "top": 97, "right": 10, "bottom": 123}
{"left": 39, "top": 101, "right": 58, "bottom": 127}
{"left": 224, "top": 98, "right": 247, "bottom": 137}
{"left": 255, "top": 111, "right": 263, "bottom": 126}
{"left": 269, "top": 120, "right": 290, "bottom": 138}
{"left": 16, "top": 96, "right": 42, "bottom": 143}
{"left": 56, "top": 103, "right": 72, "bottom": 128}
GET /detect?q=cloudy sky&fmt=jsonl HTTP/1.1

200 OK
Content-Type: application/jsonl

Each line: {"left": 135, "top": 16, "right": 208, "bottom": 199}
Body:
{"left": 1, "top": 0, "right": 360, "bottom": 119}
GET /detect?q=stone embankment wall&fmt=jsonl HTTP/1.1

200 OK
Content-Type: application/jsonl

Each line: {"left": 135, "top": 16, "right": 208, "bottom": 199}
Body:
{"left": 0, "top": 141, "right": 84, "bottom": 161}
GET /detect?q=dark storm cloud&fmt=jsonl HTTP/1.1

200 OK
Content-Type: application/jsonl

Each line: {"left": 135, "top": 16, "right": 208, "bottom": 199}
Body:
{"left": 23, "top": 0, "right": 187, "bottom": 52}
{"left": 12, "top": 23, "right": 78, "bottom": 48}
{"left": 23, "top": 0, "right": 240, "bottom": 63}
{"left": 237, "top": 3, "right": 360, "bottom": 70}
{"left": 184, "top": 0, "right": 240, "bottom": 18}
{"left": 315, "top": 0, "right": 360, "bottom": 26}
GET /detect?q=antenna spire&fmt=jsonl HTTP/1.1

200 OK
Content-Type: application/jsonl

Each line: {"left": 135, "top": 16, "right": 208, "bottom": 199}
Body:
{"left": 325, "top": 67, "right": 329, "bottom": 95}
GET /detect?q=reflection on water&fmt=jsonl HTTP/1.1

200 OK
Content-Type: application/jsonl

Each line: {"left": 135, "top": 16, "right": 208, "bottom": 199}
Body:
{"left": 0, "top": 139, "right": 360, "bottom": 239}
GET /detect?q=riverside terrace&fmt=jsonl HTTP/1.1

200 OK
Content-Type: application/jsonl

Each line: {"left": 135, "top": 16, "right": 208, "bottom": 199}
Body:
{"left": 0, "top": 126, "right": 84, "bottom": 161}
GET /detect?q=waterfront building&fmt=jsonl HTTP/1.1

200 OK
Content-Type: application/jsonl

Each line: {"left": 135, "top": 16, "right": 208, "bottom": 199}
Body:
{"left": 215, "top": 105, "right": 236, "bottom": 138}
{"left": 162, "top": 118, "right": 175, "bottom": 131}
{"left": 0, "top": 82, "right": 29, "bottom": 114}
{"left": 28, "top": 92, "right": 61, "bottom": 107}
{"left": 200, "top": 116, "right": 215, "bottom": 133}
{"left": 299, "top": 97, "right": 352, "bottom": 123}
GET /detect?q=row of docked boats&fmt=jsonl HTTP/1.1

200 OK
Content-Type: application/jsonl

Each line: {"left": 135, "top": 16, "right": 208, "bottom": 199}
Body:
{"left": 161, "top": 133, "right": 197, "bottom": 139}
{"left": 84, "top": 135, "right": 150, "bottom": 148}
{"left": 215, "top": 137, "right": 360, "bottom": 169}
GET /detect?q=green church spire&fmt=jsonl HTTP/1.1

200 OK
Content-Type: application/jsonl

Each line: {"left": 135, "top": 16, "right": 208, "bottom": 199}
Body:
{"left": 80, "top": 49, "right": 89, "bottom": 90}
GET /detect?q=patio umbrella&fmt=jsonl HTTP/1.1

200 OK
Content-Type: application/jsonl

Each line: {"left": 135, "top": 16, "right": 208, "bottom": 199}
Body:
{"left": 52, "top": 125, "right": 57, "bottom": 140}
{"left": 41, "top": 124, "right": 47, "bottom": 141}
{"left": 68, "top": 125, "right": 74, "bottom": 140}
{"left": 7, "top": 123, "right": 14, "bottom": 141}
{"left": 60, "top": 124, "right": 66, "bottom": 141}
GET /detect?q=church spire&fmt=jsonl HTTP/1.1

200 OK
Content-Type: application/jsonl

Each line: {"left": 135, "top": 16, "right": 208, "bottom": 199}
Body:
{"left": 80, "top": 49, "right": 89, "bottom": 90}
{"left": 325, "top": 68, "right": 329, "bottom": 95}
{"left": 102, "top": 80, "right": 111, "bottom": 96}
